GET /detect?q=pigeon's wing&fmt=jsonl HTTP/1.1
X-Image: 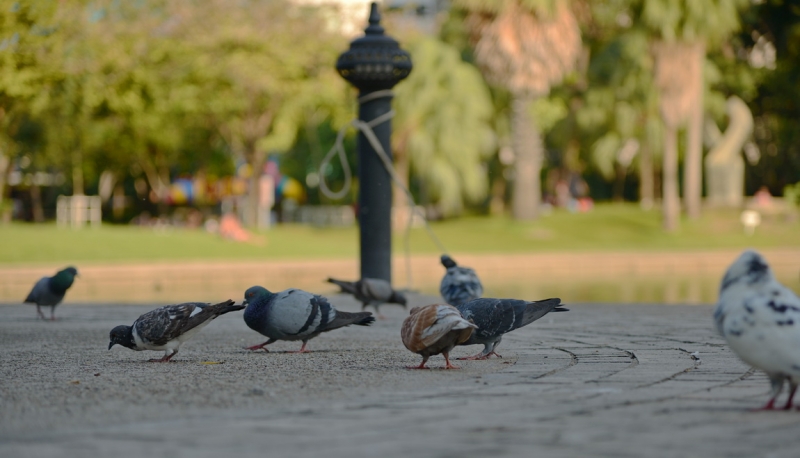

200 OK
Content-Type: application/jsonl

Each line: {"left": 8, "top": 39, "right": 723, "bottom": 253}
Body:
{"left": 718, "top": 282, "right": 800, "bottom": 373}
{"left": 327, "top": 278, "right": 359, "bottom": 296}
{"left": 440, "top": 267, "right": 483, "bottom": 305}
{"left": 271, "top": 290, "right": 337, "bottom": 338}
{"left": 24, "top": 277, "right": 49, "bottom": 303}
{"left": 132, "top": 303, "right": 207, "bottom": 346}
{"left": 359, "top": 278, "right": 393, "bottom": 302}
{"left": 402, "top": 304, "right": 475, "bottom": 353}
{"left": 516, "top": 298, "right": 563, "bottom": 329}
{"left": 459, "top": 299, "right": 518, "bottom": 340}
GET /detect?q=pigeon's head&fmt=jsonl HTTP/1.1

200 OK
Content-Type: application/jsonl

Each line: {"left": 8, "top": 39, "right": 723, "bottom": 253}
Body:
{"left": 243, "top": 286, "right": 271, "bottom": 306}
{"left": 440, "top": 255, "right": 457, "bottom": 269}
{"left": 391, "top": 290, "right": 408, "bottom": 307}
{"left": 720, "top": 250, "right": 773, "bottom": 292}
{"left": 108, "top": 325, "right": 135, "bottom": 350}
{"left": 59, "top": 266, "right": 79, "bottom": 278}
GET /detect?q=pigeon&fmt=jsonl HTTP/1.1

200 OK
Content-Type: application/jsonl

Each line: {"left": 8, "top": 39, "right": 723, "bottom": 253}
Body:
{"left": 456, "top": 297, "right": 567, "bottom": 360}
{"left": 326, "top": 277, "right": 407, "bottom": 316}
{"left": 242, "top": 285, "right": 375, "bottom": 353}
{"left": 401, "top": 303, "right": 478, "bottom": 370}
{"left": 714, "top": 249, "right": 800, "bottom": 410}
{"left": 24, "top": 266, "right": 79, "bottom": 320}
{"left": 439, "top": 254, "right": 483, "bottom": 306}
{"left": 108, "top": 299, "right": 244, "bottom": 362}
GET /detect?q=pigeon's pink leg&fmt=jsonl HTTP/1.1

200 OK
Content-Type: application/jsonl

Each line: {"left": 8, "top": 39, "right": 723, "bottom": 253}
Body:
{"left": 407, "top": 357, "right": 430, "bottom": 370}
{"left": 244, "top": 339, "right": 275, "bottom": 352}
{"left": 783, "top": 385, "right": 798, "bottom": 410}
{"left": 753, "top": 398, "right": 778, "bottom": 411}
{"left": 457, "top": 351, "right": 502, "bottom": 361}
{"left": 287, "top": 341, "right": 310, "bottom": 353}
{"left": 36, "top": 306, "right": 46, "bottom": 320}
{"left": 50, "top": 307, "right": 57, "bottom": 321}
{"left": 149, "top": 351, "right": 177, "bottom": 362}
{"left": 443, "top": 352, "right": 460, "bottom": 370}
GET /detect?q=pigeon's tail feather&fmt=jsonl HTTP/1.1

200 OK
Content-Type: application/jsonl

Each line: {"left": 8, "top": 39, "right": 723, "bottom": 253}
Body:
{"left": 327, "top": 278, "right": 358, "bottom": 295}
{"left": 552, "top": 306, "right": 569, "bottom": 312}
{"left": 325, "top": 310, "right": 375, "bottom": 331}
{"left": 206, "top": 299, "right": 245, "bottom": 317}
{"left": 518, "top": 298, "right": 563, "bottom": 328}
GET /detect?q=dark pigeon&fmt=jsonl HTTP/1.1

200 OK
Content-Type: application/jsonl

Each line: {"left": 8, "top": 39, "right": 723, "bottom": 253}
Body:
{"left": 327, "top": 277, "right": 407, "bottom": 316}
{"left": 24, "top": 266, "right": 79, "bottom": 320}
{"left": 108, "top": 299, "right": 244, "bottom": 362}
{"left": 242, "top": 285, "right": 375, "bottom": 353}
{"left": 456, "top": 297, "right": 567, "bottom": 360}
{"left": 439, "top": 255, "right": 483, "bottom": 306}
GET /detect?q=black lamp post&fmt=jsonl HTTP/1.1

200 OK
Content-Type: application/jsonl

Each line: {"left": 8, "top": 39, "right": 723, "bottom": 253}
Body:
{"left": 336, "top": 2, "right": 412, "bottom": 283}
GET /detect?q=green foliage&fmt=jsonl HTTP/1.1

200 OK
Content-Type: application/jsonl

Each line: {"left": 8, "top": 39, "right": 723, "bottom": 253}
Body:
{"left": 639, "top": 0, "right": 749, "bottom": 45}
{"left": 393, "top": 37, "right": 496, "bottom": 216}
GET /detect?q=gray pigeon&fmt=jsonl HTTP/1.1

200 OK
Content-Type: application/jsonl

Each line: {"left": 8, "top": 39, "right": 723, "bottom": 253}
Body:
{"left": 108, "top": 299, "right": 244, "bottom": 362}
{"left": 456, "top": 297, "right": 567, "bottom": 360}
{"left": 714, "top": 250, "right": 800, "bottom": 410}
{"left": 242, "top": 285, "right": 375, "bottom": 353}
{"left": 327, "top": 277, "right": 407, "bottom": 316}
{"left": 440, "top": 255, "right": 483, "bottom": 306}
{"left": 24, "top": 266, "right": 79, "bottom": 320}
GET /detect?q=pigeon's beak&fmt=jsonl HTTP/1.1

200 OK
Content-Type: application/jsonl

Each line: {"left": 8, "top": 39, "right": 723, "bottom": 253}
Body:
{"left": 108, "top": 341, "right": 115, "bottom": 350}
{"left": 242, "top": 299, "right": 249, "bottom": 307}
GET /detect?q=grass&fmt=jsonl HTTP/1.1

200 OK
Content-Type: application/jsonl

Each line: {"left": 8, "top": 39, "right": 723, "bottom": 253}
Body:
{"left": 1, "top": 203, "right": 798, "bottom": 265}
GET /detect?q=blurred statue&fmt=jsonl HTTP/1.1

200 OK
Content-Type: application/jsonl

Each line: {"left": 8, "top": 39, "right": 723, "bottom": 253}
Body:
{"left": 704, "top": 96, "right": 754, "bottom": 207}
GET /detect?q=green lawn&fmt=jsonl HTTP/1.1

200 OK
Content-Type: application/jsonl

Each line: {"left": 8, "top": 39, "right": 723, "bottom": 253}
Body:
{"left": 1, "top": 204, "right": 798, "bottom": 265}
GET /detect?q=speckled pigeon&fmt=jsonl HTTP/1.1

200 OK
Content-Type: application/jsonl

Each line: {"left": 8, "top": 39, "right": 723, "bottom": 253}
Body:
{"left": 401, "top": 303, "right": 477, "bottom": 370}
{"left": 439, "top": 255, "right": 483, "bottom": 306}
{"left": 327, "top": 277, "right": 407, "bottom": 316}
{"left": 24, "top": 266, "right": 79, "bottom": 320}
{"left": 242, "top": 285, "right": 375, "bottom": 353}
{"left": 456, "top": 297, "right": 567, "bottom": 360}
{"left": 108, "top": 300, "right": 244, "bottom": 362}
{"left": 714, "top": 250, "right": 800, "bottom": 410}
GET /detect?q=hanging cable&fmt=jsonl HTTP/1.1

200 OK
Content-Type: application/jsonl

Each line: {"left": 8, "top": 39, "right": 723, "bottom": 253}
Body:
{"left": 318, "top": 90, "right": 448, "bottom": 289}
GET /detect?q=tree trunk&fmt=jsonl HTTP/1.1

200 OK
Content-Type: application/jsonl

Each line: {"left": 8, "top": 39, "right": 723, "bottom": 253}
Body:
{"left": 639, "top": 141, "right": 654, "bottom": 210}
{"left": 0, "top": 153, "right": 9, "bottom": 222}
{"left": 244, "top": 149, "right": 267, "bottom": 228}
{"left": 72, "top": 149, "right": 84, "bottom": 196}
{"left": 662, "top": 124, "right": 680, "bottom": 232}
{"left": 511, "top": 93, "right": 543, "bottom": 220}
{"left": 683, "top": 42, "right": 705, "bottom": 219}
{"left": 30, "top": 183, "right": 45, "bottom": 223}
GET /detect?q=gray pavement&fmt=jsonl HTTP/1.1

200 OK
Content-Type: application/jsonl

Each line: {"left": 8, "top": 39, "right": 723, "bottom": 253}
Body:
{"left": 1, "top": 295, "right": 799, "bottom": 458}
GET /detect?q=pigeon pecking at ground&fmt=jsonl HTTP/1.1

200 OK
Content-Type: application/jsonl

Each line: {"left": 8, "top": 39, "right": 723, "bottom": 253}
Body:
{"left": 714, "top": 249, "right": 800, "bottom": 410}
{"left": 456, "top": 297, "right": 567, "bottom": 360}
{"left": 439, "top": 254, "right": 483, "bottom": 306}
{"left": 108, "top": 299, "right": 244, "bottom": 362}
{"left": 401, "top": 303, "right": 478, "bottom": 370}
{"left": 24, "top": 266, "right": 79, "bottom": 320}
{"left": 326, "top": 277, "right": 407, "bottom": 317}
{"left": 242, "top": 285, "right": 375, "bottom": 353}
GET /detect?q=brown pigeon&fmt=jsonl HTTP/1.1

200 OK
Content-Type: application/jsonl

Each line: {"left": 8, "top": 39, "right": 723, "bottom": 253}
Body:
{"left": 400, "top": 303, "right": 477, "bottom": 370}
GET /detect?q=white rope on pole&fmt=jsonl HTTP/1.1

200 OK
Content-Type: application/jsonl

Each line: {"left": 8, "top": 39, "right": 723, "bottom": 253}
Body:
{"left": 318, "top": 90, "right": 448, "bottom": 288}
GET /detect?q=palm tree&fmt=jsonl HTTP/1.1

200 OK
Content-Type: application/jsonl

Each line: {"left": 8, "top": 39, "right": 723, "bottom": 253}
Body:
{"left": 392, "top": 37, "right": 495, "bottom": 218}
{"left": 455, "top": 0, "right": 581, "bottom": 220}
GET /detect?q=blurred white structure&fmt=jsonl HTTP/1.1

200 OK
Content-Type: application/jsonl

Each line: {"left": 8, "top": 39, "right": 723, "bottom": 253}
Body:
{"left": 57, "top": 195, "right": 102, "bottom": 228}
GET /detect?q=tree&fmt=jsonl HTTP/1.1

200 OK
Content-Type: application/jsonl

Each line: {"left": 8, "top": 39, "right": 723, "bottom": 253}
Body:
{"left": 638, "top": 0, "right": 748, "bottom": 230}
{"left": 392, "top": 37, "right": 495, "bottom": 217}
{"left": 0, "top": 1, "right": 59, "bottom": 220}
{"left": 454, "top": 0, "right": 582, "bottom": 220}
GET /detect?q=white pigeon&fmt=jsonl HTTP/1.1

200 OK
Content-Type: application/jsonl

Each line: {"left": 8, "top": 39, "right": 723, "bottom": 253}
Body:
{"left": 714, "top": 249, "right": 800, "bottom": 410}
